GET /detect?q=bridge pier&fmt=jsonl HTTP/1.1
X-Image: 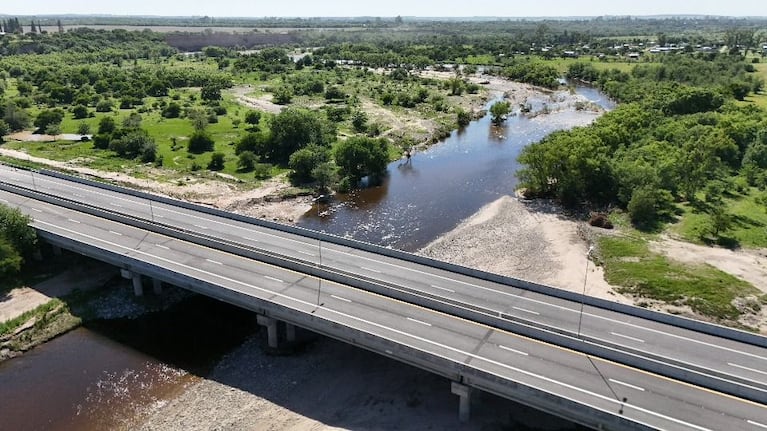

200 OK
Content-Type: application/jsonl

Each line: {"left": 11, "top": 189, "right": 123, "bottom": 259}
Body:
{"left": 451, "top": 381, "right": 472, "bottom": 423}
{"left": 257, "top": 315, "right": 280, "bottom": 348}
{"left": 152, "top": 278, "right": 163, "bottom": 295}
{"left": 286, "top": 323, "right": 296, "bottom": 342}
{"left": 120, "top": 269, "right": 144, "bottom": 297}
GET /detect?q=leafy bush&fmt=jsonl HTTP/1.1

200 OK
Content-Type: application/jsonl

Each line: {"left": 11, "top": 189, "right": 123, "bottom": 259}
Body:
{"left": 188, "top": 131, "right": 215, "bottom": 154}
{"left": 207, "top": 152, "right": 225, "bottom": 170}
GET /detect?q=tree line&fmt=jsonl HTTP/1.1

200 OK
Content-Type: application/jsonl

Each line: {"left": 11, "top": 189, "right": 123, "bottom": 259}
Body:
{"left": 518, "top": 53, "right": 767, "bottom": 234}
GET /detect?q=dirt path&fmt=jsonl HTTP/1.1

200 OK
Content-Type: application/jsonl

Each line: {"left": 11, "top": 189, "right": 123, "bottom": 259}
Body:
{"left": 0, "top": 261, "right": 116, "bottom": 323}
{"left": 228, "top": 85, "right": 284, "bottom": 114}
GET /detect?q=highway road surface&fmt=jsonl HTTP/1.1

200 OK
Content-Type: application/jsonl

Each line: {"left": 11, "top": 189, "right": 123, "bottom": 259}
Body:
{"left": 2, "top": 188, "right": 767, "bottom": 431}
{"left": 1, "top": 164, "right": 765, "bottom": 402}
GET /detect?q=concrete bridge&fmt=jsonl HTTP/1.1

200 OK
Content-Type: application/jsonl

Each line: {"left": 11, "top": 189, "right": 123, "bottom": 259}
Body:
{"left": 1, "top": 166, "right": 766, "bottom": 430}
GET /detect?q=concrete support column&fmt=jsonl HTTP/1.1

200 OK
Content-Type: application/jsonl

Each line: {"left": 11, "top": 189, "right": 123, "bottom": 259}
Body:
{"left": 152, "top": 278, "right": 163, "bottom": 295}
{"left": 286, "top": 323, "right": 296, "bottom": 343}
{"left": 132, "top": 274, "right": 144, "bottom": 297}
{"left": 51, "top": 245, "right": 63, "bottom": 256}
{"left": 451, "top": 382, "right": 472, "bottom": 423}
{"left": 257, "top": 315, "right": 279, "bottom": 348}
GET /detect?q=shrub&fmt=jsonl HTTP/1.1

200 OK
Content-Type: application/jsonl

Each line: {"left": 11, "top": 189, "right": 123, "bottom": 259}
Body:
{"left": 72, "top": 105, "right": 89, "bottom": 119}
{"left": 95, "top": 100, "right": 114, "bottom": 113}
{"left": 207, "top": 152, "right": 226, "bottom": 170}
{"left": 237, "top": 151, "right": 257, "bottom": 172}
{"left": 188, "top": 131, "right": 215, "bottom": 154}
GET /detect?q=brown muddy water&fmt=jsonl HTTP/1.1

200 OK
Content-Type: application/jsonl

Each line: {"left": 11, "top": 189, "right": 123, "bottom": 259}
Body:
{"left": 0, "top": 295, "right": 257, "bottom": 431}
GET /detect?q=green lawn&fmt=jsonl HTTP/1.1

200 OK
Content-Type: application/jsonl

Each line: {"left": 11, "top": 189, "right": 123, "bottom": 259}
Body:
{"left": 671, "top": 188, "right": 767, "bottom": 249}
{"left": 597, "top": 235, "right": 760, "bottom": 321}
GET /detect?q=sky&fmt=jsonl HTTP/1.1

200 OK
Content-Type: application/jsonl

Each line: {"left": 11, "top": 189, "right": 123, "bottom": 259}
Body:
{"left": 0, "top": 0, "right": 763, "bottom": 18}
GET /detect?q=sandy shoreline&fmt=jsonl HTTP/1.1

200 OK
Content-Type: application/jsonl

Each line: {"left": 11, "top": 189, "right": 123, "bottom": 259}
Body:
{"left": 420, "top": 195, "right": 628, "bottom": 303}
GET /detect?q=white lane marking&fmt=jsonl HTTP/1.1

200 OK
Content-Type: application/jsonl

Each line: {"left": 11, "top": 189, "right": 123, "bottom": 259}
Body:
{"left": 748, "top": 420, "right": 767, "bottom": 429}
{"left": 155, "top": 244, "right": 170, "bottom": 250}
{"left": 513, "top": 306, "right": 541, "bottom": 316}
{"left": 431, "top": 284, "right": 456, "bottom": 293}
{"left": 385, "top": 349, "right": 393, "bottom": 355}
{"left": 108, "top": 230, "right": 123, "bottom": 236}
{"left": 154, "top": 214, "right": 164, "bottom": 219}
{"left": 406, "top": 317, "right": 432, "bottom": 327}
{"left": 499, "top": 345, "right": 529, "bottom": 356}
{"left": 28, "top": 219, "right": 719, "bottom": 431}
{"left": 609, "top": 378, "right": 645, "bottom": 392}
{"left": 206, "top": 259, "right": 222, "bottom": 265}
{"left": 244, "top": 237, "right": 259, "bottom": 242}
{"left": 110, "top": 203, "right": 122, "bottom": 207}
{"left": 31, "top": 208, "right": 43, "bottom": 212}
{"left": 326, "top": 243, "right": 767, "bottom": 362}
{"left": 729, "top": 363, "right": 767, "bottom": 377}
{"left": 298, "top": 250, "right": 316, "bottom": 257}
{"left": 73, "top": 193, "right": 84, "bottom": 198}
{"left": 360, "top": 266, "right": 382, "bottom": 273}
{"left": 331, "top": 295, "right": 352, "bottom": 303}
{"left": 67, "top": 218, "right": 81, "bottom": 224}
{"left": 194, "top": 224, "right": 208, "bottom": 230}
{"left": 14, "top": 174, "right": 766, "bottom": 370}
{"left": 264, "top": 276, "right": 284, "bottom": 283}
{"left": 0, "top": 198, "right": 7, "bottom": 203}
{"left": 610, "top": 332, "right": 645, "bottom": 344}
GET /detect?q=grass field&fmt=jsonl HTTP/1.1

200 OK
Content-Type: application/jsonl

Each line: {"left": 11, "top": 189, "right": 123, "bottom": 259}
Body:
{"left": 597, "top": 234, "right": 760, "bottom": 321}
{"left": 671, "top": 188, "right": 767, "bottom": 249}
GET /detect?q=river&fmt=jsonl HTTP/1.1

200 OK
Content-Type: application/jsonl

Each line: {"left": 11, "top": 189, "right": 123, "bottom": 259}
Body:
{"left": 297, "top": 87, "right": 610, "bottom": 251}
{"left": 0, "top": 86, "right": 611, "bottom": 430}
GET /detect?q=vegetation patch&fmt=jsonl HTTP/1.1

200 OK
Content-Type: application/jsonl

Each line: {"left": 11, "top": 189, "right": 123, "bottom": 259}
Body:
{"left": 598, "top": 235, "right": 759, "bottom": 321}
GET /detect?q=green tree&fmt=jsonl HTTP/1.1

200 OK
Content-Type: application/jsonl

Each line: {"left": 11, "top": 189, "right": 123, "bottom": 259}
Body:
{"left": 627, "top": 186, "right": 674, "bottom": 229}
{"left": 288, "top": 144, "right": 330, "bottom": 184}
{"left": 0, "top": 120, "right": 9, "bottom": 141}
{"left": 161, "top": 102, "right": 181, "bottom": 118}
{"left": 97, "top": 116, "right": 116, "bottom": 135}
{"left": 109, "top": 129, "right": 155, "bottom": 161}
{"left": 268, "top": 108, "right": 336, "bottom": 163}
{"left": 0, "top": 204, "right": 36, "bottom": 257}
{"left": 207, "top": 152, "right": 226, "bottom": 170}
{"left": 351, "top": 110, "right": 368, "bottom": 133}
{"left": 95, "top": 99, "right": 113, "bottom": 113}
{"left": 0, "top": 237, "right": 22, "bottom": 279}
{"left": 187, "top": 108, "right": 208, "bottom": 131}
{"left": 237, "top": 151, "right": 257, "bottom": 172}
{"left": 489, "top": 101, "right": 511, "bottom": 125}
{"left": 236, "top": 131, "right": 270, "bottom": 156}
{"left": 312, "top": 162, "right": 338, "bottom": 193}
{"left": 707, "top": 202, "right": 733, "bottom": 238}
{"left": 3, "top": 101, "right": 31, "bottom": 131}
{"left": 201, "top": 85, "right": 222, "bottom": 102}
{"left": 72, "top": 105, "right": 89, "bottom": 120}
{"left": 34, "top": 109, "right": 65, "bottom": 132}
{"left": 122, "top": 112, "right": 142, "bottom": 129}
{"left": 188, "top": 131, "right": 215, "bottom": 153}
{"left": 273, "top": 86, "right": 293, "bottom": 105}
{"left": 244, "top": 110, "right": 261, "bottom": 127}
{"left": 334, "top": 136, "right": 389, "bottom": 183}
